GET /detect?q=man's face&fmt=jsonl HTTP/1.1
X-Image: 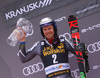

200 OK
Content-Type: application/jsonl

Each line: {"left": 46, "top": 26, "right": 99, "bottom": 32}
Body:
{"left": 42, "top": 25, "right": 55, "bottom": 39}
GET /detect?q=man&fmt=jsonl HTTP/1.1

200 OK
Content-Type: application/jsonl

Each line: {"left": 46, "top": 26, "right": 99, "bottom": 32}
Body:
{"left": 19, "top": 17, "right": 89, "bottom": 78}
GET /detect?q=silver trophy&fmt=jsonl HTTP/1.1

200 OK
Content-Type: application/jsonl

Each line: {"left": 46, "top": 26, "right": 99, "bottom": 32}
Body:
{"left": 6, "top": 18, "right": 34, "bottom": 47}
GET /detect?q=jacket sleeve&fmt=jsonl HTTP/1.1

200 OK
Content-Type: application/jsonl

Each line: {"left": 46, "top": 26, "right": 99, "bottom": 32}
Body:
{"left": 18, "top": 41, "right": 41, "bottom": 63}
{"left": 64, "top": 38, "right": 76, "bottom": 55}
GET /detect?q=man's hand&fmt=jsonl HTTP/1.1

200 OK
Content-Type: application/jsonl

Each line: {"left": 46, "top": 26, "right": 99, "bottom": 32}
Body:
{"left": 76, "top": 42, "right": 87, "bottom": 52}
{"left": 18, "top": 27, "right": 26, "bottom": 42}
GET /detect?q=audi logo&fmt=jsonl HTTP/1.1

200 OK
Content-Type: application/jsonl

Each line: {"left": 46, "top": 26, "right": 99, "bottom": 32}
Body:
{"left": 59, "top": 33, "right": 71, "bottom": 40}
{"left": 23, "top": 62, "right": 44, "bottom": 76}
{"left": 71, "top": 69, "right": 80, "bottom": 78}
{"left": 59, "top": 33, "right": 74, "bottom": 48}
{"left": 87, "top": 41, "right": 100, "bottom": 53}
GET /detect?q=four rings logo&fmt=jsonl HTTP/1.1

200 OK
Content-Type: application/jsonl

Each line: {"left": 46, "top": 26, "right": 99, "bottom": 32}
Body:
{"left": 23, "top": 62, "right": 44, "bottom": 76}
{"left": 87, "top": 41, "right": 100, "bottom": 53}
{"left": 59, "top": 33, "right": 74, "bottom": 48}
{"left": 71, "top": 69, "right": 80, "bottom": 78}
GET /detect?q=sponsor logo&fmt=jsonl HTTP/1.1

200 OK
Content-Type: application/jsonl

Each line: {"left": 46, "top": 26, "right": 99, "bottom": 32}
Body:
{"left": 55, "top": 16, "right": 66, "bottom": 22}
{"left": 23, "top": 62, "right": 44, "bottom": 76}
{"left": 42, "top": 43, "right": 65, "bottom": 56}
{"left": 45, "top": 63, "right": 70, "bottom": 75}
{"left": 93, "top": 64, "right": 100, "bottom": 70}
{"left": 48, "top": 69, "right": 70, "bottom": 78}
{"left": 87, "top": 41, "right": 100, "bottom": 53}
{"left": 5, "top": 0, "right": 53, "bottom": 20}
{"left": 59, "top": 33, "right": 72, "bottom": 40}
{"left": 71, "top": 69, "right": 80, "bottom": 78}
{"left": 59, "top": 33, "right": 74, "bottom": 48}
{"left": 81, "top": 23, "right": 100, "bottom": 33}
{"left": 72, "top": 29, "right": 78, "bottom": 33}
{"left": 76, "top": 4, "right": 99, "bottom": 14}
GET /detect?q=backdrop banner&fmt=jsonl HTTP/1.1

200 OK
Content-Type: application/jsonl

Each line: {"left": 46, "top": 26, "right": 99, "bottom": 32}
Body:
{"left": 1, "top": 0, "right": 79, "bottom": 27}
{"left": 0, "top": 0, "right": 100, "bottom": 78}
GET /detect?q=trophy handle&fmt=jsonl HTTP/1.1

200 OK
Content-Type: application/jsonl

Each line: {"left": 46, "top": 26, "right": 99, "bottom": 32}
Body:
{"left": 26, "top": 29, "right": 34, "bottom": 37}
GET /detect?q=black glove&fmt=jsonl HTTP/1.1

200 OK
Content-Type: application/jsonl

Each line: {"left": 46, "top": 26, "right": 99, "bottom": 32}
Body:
{"left": 76, "top": 42, "right": 87, "bottom": 52}
{"left": 76, "top": 42, "right": 90, "bottom": 73}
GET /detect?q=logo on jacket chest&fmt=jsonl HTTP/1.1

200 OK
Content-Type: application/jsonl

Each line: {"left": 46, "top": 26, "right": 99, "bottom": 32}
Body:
{"left": 42, "top": 43, "right": 65, "bottom": 56}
